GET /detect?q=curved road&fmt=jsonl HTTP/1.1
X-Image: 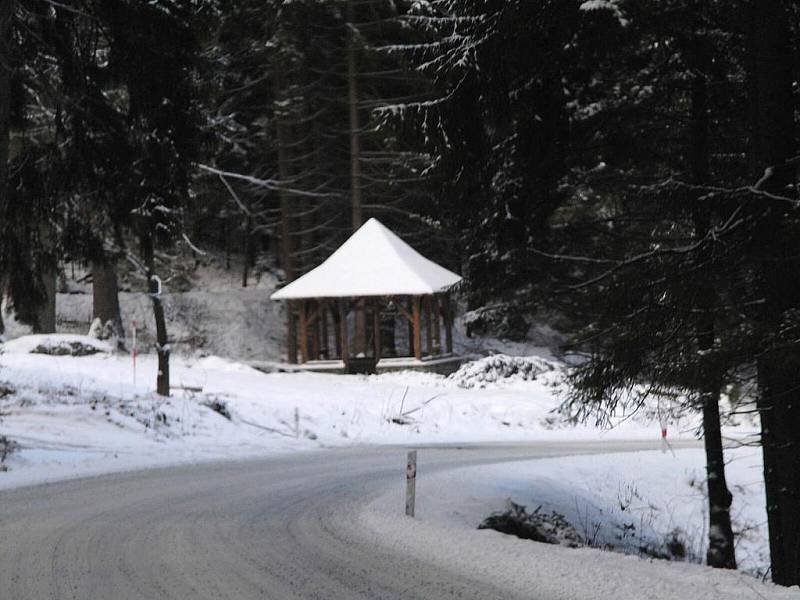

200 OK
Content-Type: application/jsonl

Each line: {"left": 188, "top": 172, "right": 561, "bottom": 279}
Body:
{"left": 1, "top": 441, "right": 691, "bottom": 599}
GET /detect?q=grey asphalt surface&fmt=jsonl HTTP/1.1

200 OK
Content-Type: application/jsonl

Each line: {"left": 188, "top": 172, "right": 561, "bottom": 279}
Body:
{"left": 0, "top": 440, "right": 685, "bottom": 599}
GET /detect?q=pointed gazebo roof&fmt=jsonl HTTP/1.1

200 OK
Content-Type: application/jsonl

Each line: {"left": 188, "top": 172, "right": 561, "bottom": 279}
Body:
{"left": 271, "top": 218, "right": 461, "bottom": 300}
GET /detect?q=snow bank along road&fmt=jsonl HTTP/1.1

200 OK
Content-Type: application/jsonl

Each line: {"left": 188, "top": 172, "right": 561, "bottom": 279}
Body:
{"left": 1, "top": 441, "right": 791, "bottom": 600}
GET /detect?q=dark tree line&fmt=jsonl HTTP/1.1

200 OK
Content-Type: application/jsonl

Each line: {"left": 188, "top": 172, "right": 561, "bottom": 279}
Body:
{"left": 3, "top": 0, "right": 800, "bottom": 585}
{"left": 0, "top": 0, "right": 208, "bottom": 394}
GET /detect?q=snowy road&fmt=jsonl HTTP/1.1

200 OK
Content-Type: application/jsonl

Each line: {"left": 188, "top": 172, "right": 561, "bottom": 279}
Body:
{"left": 0, "top": 441, "right": 791, "bottom": 599}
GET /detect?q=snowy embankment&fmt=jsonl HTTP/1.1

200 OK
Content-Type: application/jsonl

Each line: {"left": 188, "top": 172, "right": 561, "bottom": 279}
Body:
{"left": 366, "top": 447, "right": 770, "bottom": 575}
{"left": 0, "top": 335, "right": 706, "bottom": 490}
{"left": 358, "top": 447, "right": 784, "bottom": 598}
{"left": 0, "top": 334, "right": 778, "bottom": 587}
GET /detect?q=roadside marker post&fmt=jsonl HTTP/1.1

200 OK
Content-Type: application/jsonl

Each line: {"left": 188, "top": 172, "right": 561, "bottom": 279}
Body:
{"left": 405, "top": 450, "right": 417, "bottom": 518}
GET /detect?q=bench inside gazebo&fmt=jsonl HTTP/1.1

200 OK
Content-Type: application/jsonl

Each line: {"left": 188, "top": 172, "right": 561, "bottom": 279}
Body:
{"left": 270, "top": 218, "right": 464, "bottom": 374}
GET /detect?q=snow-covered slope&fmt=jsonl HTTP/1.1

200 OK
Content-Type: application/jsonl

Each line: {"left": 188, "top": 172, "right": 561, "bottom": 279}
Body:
{"left": 0, "top": 346, "right": 703, "bottom": 488}
{"left": 375, "top": 447, "right": 771, "bottom": 577}
{"left": 359, "top": 448, "right": 790, "bottom": 599}
{"left": 0, "top": 341, "right": 775, "bottom": 582}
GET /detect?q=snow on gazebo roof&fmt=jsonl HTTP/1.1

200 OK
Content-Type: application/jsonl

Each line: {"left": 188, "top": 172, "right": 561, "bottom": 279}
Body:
{"left": 271, "top": 218, "right": 462, "bottom": 300}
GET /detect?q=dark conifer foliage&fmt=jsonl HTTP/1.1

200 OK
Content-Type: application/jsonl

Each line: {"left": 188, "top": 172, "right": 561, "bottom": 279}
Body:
{"left": 385, "top": 0, "right": 624, "bottom": 339}
{"left": 2, "top": 0, "right": 210, "bottom": 389}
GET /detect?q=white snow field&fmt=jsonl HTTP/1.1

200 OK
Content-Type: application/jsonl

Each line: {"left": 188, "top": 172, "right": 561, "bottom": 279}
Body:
{"left": 0, "top": 333, "right": 780, "bottom": 590}
{"left": 359, "top": 448, "right": 792, "bottom": 599}
{"left": 366, "top": 446, "right": 772, "bottom": 577}
{"left": 0, "top": 334, "right": 718, "bottom": 489}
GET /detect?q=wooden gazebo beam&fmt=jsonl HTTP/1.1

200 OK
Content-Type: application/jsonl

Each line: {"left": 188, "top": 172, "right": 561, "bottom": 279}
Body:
{"left": 319, "top": 299, "right": 329, "bottom": 359}
{"left": 372, "top": 298, "right": 381, "bottom": 360}
{"left": 338, "top": 299, "right": 350, "bottom": 366}
{"left": 425, "top": 296, "right": 433, "bottom": 356}
{"left": 298, "top": 300, "right": 308, "bottom": 363}
{"left": 412, "top": 296, "right": 422, "bottom": 360}
{"left": 287, "top": 300, "right": 297, "bottom": 364}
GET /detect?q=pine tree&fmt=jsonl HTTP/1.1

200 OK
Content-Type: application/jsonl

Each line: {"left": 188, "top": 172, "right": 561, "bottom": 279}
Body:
{"left": 0, "top": 0, "right": 76, "bottom": 333}
{"left": 525, "top": 0, "right": 745, "bottom": 569}
{"left": 745, "top": 0, "right": 800, "bottom": 585}
{"left": 102, "top": 0, "right": 206, "bottom": 395}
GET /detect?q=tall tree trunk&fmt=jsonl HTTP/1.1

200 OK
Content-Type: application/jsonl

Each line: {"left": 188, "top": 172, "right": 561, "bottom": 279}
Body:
{"left": 347, "top": 0, "right": 362, "bottom": 232}
{"left": 0, "top": 282, "right": 4, "bottom": 336}
{"left": 0, "top": 0, "right": 10, "bottom": 199}
{"left": 92, "top": 259, "right": 124, "bottom": 345}
{"left": 701, "top": 384, "right": 736, "bottom": 568}
{"left": 688, "top": 4, "right": 736, "bottom": 569}
{"left": 0, "top": 0, "right": 13, "bottom": 337}
{"left": 347, "top": 0, "right": 366, "bottom": 355}
{"left": 276, "top": 68, "right": 297, "bottom": 364}
{"left": 747, "top": 0, "right": 800, "bottom": 586}
{"left": 142, "top": 235, "right": 170, "bottom": 396}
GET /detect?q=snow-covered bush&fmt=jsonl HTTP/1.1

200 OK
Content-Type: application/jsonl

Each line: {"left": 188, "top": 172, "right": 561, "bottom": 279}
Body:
{"left": 0, "top": 435, "right": 18, "bottom": 465}
{"left": 448, "top": 354, "right": 556, "bottom": 389}
{"left": 479, "top": 499, "right": 583, "bottom": 547}
{"left": 0, "top": 334, "right": 113, "bottom": 357}
{"left": 202, "top": 398, "right": 231, "bottom": 420}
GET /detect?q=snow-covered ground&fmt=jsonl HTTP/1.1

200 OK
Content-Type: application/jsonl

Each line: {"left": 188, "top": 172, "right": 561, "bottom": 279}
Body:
{"left": 0, "top": 337, "right": 698, "bottom": 489}
{"left": 358, "top": 448, "right": 789, "bottom": 599}
{"left": 364, "top": 446, "right": 771, "bottom": 577}
{"left": 0, "top": 333, "right": 775, "bottom": 584}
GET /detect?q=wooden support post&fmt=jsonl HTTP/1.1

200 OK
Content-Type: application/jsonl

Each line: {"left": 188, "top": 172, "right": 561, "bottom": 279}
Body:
{"left": 444, "top": 294, "right": 453, "bottom": 354}
{"left": 332, "top": 303, "right": 342, "bottom": 359}
{"left": 433, "top": 295, "right": 441, "bottom": 355}
{"left": 287, "top": 300, "right": 297, "bottom": 364}
{"left": 310, "top": 300, "right": 320, "bottom": 360}
{"left": 412, "top": 296, "right": 422, "bottom": 361}
{"left": 407, "top": 297, "right": 415, "bottom": 357}
{"left": 425, "top": 296, "right": 433, "bottom": 357}
{"left": 320, "top": 299, "right": 329, "bottom": 359}
{"left": 373, "top": 299, "right": 381, "bottom": 360}
{"left": 298, "top": 300, "right": 309, "bottom": 363}
{"left": 354, "top": 298, "right": 367, "bottom": 357}
{"left": 339, "top": 299, "right": 349, "bottom": 366}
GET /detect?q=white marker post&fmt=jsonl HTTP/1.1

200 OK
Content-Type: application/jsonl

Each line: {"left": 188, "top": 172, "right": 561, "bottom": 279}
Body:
{"left": 132, "top": 320, "right": 138, "bottom": 386}
{"left": 405, "top": 450, "right": 417, "bottom": 518}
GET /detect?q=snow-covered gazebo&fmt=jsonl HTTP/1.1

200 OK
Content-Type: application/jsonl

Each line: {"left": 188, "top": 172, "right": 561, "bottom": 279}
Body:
{"left": 271, "top": 218, "right": 462, "bottom": 373}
